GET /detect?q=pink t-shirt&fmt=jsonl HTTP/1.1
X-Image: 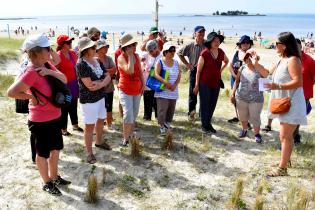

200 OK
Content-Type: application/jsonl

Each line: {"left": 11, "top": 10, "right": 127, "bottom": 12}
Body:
{"left": 19, "top": 64, "right": 61, "bottom": 122}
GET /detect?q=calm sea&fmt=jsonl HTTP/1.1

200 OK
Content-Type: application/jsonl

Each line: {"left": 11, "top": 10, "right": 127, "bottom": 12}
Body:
{"left": 1, "top": 13, "right": 315, "bottom": 38}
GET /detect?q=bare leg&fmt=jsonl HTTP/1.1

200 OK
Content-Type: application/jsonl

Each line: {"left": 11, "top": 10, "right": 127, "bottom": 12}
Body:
{"left": 84, "top": 124, "right": 95, "bottom": 155}
{"left": 123, "top": 123, "right": 134, "bottom": 140}
{"left": 48, "top": 150, "right": 59, "bottom": 180}
{"left": 106, "top": 112, "right": 113, "bottom": 127}
{"left": 95, "top": 118, "right": 105, "bottom": 145}
{"left": 36, "top": 156, "right": 50, "bottom": 183}
{"left": 240, "top": 121, "right": 248, "bottom": 130}
{"left": 279, "top": 123, "right": 297, "bottom": 168}
{"left": 253, "top": 125, "right": 260, "bottom": 135}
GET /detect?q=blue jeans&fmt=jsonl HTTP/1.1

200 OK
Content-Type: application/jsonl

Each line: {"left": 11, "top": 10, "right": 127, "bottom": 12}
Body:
{"left": 199, "top": 83, "right": 220, "bottom": 130}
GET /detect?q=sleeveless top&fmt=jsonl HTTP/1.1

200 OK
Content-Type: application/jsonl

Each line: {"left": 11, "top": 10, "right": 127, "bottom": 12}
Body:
{"left": 154, "top": 58, "right": 180, "bottom": 100}
{"left": 236, "top": 65, "right": 264, "bottom": 103}
{"left": 267, "top": 58, "right": 307, "bottom": 125}
{"left": 118, "top": 53, "right": 142, "bottom": 96}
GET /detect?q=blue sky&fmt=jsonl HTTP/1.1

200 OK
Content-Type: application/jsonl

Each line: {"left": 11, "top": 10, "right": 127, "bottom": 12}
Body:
{"left": 1, "top": 0, "right": 314, "bottom": 17}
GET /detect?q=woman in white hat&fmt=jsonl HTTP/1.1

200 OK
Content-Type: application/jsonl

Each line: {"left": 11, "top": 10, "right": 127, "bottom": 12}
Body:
{"left": 117, "top": 33, "right": 145, "bottom": 146}
{"left": 154, "top": 42, "right": 181, "bottom": 135}
{"left": 96, "top": 39, "right": 117, "bottom": 130}
{"left": 7, "top": 34, "right": 69, "bottom": 196}
{"left": 76, "top": 37, "right": 112, "bottom": 164}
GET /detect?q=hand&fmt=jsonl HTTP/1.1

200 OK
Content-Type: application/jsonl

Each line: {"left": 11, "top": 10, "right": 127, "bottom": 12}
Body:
{"left": 230, "top": 95, "right": 236, "bottom": 105}
{"left": 264, "top": 82, "right": 278, "bottom": 90}
{"left": 126, "top": 48, "right": 134, "bottom": 56}
{"left": 165, "top": 82, "right": 172, "bottom": 90}
{"left": 89, "top": 81, "right": 100, "bottom": 91}
{"left": 170, "top": 84, "right": 176, "bottom": 91}
{"left": 29, "top": 95, "right": 44, "bottom": 106}
{"left": 186, "top": 63, "right": 193, "bottom": 71}
{"left": 36, "top": 67, "right": 52, "bottom": 76}
{"left": 193, "top": 86, "right": 199, "bottom": 95}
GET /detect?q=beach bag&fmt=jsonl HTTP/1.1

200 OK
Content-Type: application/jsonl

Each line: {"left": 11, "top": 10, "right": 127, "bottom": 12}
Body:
{"left": 270, "top": 97, "right": 291, "bottom": 114}
{"left": 146, "top": 60, "right": 169, "bottom": 92}
{"left": 32, "top": 63, "right": 72, "bottom": 108}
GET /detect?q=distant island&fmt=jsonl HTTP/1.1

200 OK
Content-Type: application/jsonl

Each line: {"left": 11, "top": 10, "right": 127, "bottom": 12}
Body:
{"left": 0, "top": 17, "right": 36, "bottom": 20}
{"left": 212, "top": 10, "right": 266, "bottom": 16}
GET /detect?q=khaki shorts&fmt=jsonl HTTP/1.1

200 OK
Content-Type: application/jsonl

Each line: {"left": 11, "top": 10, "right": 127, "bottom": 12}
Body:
{"left": 236, "top": 99, "right": 263, "bottom": 127}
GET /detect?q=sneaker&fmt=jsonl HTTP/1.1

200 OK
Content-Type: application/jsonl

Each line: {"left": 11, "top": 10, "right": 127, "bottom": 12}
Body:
{"left": 72, "top": 126, "right": 83, "bottom": 132}
{"left": 188, "top": 110, "right": 196, "bottom": 121}
{"left": 209, "top": 124, "right": 217, "bottom": 133}
{"left": 160, "top": 127, "right": 167, "bottom": 136}
{"left": 238, "top": 129, "right": 248, "bottom": 138}
{"left": 262, "top": 125, "right": 272, "bottom": 132}
{"left": 201, "top": 127, "right": 212, "bottom": 135}
{"left": 227, "top": 117, "right": 239, "bottom": 123}
{"left": 43, "top": 181, "right": 62, "bottom": 196}
{"left": 255, "top": 133, "right": 263, "bottom": 143}
{"left": 53, "top": 175, "right": 71, "bottom": 186}
{"left": 121, "top": 139, "right": 129, "bottom": 147}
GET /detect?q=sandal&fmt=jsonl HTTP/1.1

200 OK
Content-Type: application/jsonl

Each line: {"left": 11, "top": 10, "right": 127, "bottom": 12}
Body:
{"left": 95, "top": 142, "right": 112, "bottom": 150}
{"left": 267, "top": 167, "right": 288, "bottom": 177}
{"left": 73, "top": 126, "right": 83, "bottom": 132}
{"left": 270, "top": 160, "right": 291, "bottom": 168}
{"left": 87, "top": 154, "right": 96, "bottom": 164}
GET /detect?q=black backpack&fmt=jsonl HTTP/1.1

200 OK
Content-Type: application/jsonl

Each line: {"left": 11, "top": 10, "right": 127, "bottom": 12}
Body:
{"left": 31, "top": 62, "right": 72, "bottom": 108}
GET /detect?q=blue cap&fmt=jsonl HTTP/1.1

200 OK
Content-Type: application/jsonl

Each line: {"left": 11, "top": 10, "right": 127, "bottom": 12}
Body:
{"left": 237, "top": 35, "right": 253, "bottom": 45}
{"left": 194, "top": 26, "right": 205, "bottom": 33}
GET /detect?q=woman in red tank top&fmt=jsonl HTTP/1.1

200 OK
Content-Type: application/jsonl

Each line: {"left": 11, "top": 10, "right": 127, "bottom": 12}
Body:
{"left": 117, "top": 34, "right": 145, "bottom": 146}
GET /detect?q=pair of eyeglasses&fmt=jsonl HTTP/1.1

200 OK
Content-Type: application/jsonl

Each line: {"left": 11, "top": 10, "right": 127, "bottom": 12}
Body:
{"left": 64, "top": 40, "right": 72, "bottom": 45}
{"left": 276, "top": 41, "right": 284, "bottom": 45}
{"left": 44, "top": 47, "right": 51, "bottom": 52}
{"left": 166, "top": 48, "right": 176, "bottom": 53}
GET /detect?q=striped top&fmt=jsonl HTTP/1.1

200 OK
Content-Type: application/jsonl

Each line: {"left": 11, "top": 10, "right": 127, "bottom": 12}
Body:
{"left": 177, "top": 40, "right": 205, "bottom": 67}
{"left": 154, "top": 58, "right": 180, "bottom": 100}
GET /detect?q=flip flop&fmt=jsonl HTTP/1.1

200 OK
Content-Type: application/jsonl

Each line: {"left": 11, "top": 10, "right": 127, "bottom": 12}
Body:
{"left": 95, "top": 143, "right": 112, "bottom": 150}
{"left": 87, "top": 154, "right": 96, "bottom": 164}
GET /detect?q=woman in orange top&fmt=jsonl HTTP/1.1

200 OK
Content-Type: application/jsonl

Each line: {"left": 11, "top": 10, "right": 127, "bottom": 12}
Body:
{"left": 117, "top": 34, "right": 145, "bottom": 146}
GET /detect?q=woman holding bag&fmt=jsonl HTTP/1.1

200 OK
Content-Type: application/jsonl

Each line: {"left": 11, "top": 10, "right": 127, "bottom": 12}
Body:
{"left": 255, "top": 32, "right": 307, "bottom": 177}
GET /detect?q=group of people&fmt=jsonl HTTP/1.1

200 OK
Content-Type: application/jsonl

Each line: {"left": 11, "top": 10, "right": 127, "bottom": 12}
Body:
{"left": 7, "top": 25, "right": 315, "bottom": 195}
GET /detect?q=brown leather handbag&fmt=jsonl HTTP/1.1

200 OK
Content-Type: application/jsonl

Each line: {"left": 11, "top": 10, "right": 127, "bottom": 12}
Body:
{"left": 270, "top": 97, "right": 291, "bottom": 114}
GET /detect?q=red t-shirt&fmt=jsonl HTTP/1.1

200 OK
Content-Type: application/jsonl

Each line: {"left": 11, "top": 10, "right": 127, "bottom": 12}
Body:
{"left": 57, "top": 50, "right": 78, "bottom": 82}
{"left": 118, "top": 53, "right": 142, "bottom": 95}
{"left": 200, "top": 48, "right": 225, "bottom": 89}
{"left": 114, "top": 48, "right": 122, "bottom": 81}
{"left": 301, "top": 52, "right": 315, "bottom": 100}
{"left": 19, "top": 63, "right": 61, "bottom": 122}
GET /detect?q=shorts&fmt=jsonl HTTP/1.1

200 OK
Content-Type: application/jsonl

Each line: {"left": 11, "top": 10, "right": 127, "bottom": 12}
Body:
{"left": 104, "top": 92, "right": 114, "bottom": 112}
{"left": 81, "top": 98, "right": 106, "bottom": 124}
{"left": 119, "top": 90, "right": 141, "bottom": 123}
{"left": 28, "top": 118, "right": 63, "bottom": 159}
{"left": 236, "top": 99, "right": 263, "bottom": 127}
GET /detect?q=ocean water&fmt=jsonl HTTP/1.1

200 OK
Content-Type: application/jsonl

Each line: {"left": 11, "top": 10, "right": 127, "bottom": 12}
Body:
{"left": 0, "top": 13, "right": 314, "bottom": 38}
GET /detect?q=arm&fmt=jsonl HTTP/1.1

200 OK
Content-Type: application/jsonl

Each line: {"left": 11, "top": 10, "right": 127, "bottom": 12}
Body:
{"left": 265, "top": 57, "right": 303, "bottom": 90}
{"left": 230, "top": 70, "right": 242, "bottom": 104}
{"left": 220, "top": 54, "right": 229, "bottom": 73}
{"left": 229, "top": 62, "right": 237, "bottom": 78}
{"left": 193, "top": 56, "right": 204, "bottom": 95}
{"left": 117, "top": 53, "right": 135, "bottom": 75}
{"left": 36, "top": 66, "right": 67, "bottom": 84}
{"left": 7, "top": 81, "right": 42, "bottom": 106}
{"left": 177, "top": 44, "right": 194, "bottom": 70}
{"left": 171, "top": 68, "right": 181, "bottom": 91}
{"left": 49, "top": 49, "right": 61, "bottom": 66}
{"left": 81, "top": 75, "right": 111, "bottom": 91}
{"left": 154, "top": 61, "right": 172, "bottom": 90}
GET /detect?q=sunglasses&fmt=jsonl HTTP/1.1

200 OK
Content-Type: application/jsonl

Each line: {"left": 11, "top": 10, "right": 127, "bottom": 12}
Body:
{"left": 166, "top": 48, "right": 176, "bottom": 53}
{"left": 276, "top": 41, "right": 284, "bottom": 45}
{"left": 44, "top": 47, "right": 51, "bottom": 52}
{"left": 241, "top": 41, "right": 251, "bottom": 45}
{"left": 64, "top": 40, "right": 72, "bottom": 45}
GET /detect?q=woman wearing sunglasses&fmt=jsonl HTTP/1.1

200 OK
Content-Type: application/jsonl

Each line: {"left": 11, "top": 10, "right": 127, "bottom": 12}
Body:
{"left": 7, "top": 34, "right": 69, "bottom": 196}
{"left": 255, "top": 32, "right": 307, "bottom": 177}
{"left": 76, "top": 37, "right": 112, "bottom": 164}
{"left": 117, "top": 34, "right": 145, "bottom": 146}
{"left": 154, "top": 42, "right": 181, "bottom": 135}
{"left": 56, "top": 35, "right": 83, "bottom": 136}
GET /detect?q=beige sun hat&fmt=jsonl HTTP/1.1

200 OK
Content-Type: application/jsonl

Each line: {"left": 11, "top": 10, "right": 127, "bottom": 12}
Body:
{"left": 120, "top": 33, "right": 138, "bottom": 48}
{"left": 95, "top": 39, "right": 109, "bottom": 50}
{"left": 162, "top": 42, "right": 176, "bottom": 53}
{"left": 78, "top": 37, "right": 95, "bottom": 57}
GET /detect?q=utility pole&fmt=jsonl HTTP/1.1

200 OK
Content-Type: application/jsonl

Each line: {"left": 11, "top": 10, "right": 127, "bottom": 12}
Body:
{"left": 154, "top": 0, "right": 160, "bottom": 29}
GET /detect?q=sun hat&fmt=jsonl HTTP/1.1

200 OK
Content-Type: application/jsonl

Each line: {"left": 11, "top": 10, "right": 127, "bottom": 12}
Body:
{"left": 95, "top": 39, "right": 109, "bottom": 50}
{"left": 150, "top": 26, "right": 159, "bottom": 34}
{"left": 57, "top": 35, "right": 74, "bottom": 46}
{"left": 120, "top": 33, "right": 138, "bottom": 48}
{"left": 21, "top": 34, "right": 50, "bottom": 51}
{"left": 87, "top": 27, "right": 100, "bottom": 38}
{"left": 78, "top": 37, "right": 95, "bottom": 54}
{"left": 146, "top": 40, "right": 158, "bottom": 52}
{"left": 237, "top": 35, "right": 254, "bottom": 46}
{"left": 194, "top": 26, "right": 206, "bottom": 33}
{"left": 205, "top": 32, "right": 224, "bottom": 44}
{"left": 162, "top": 42, "right": 176, "bottom": 53}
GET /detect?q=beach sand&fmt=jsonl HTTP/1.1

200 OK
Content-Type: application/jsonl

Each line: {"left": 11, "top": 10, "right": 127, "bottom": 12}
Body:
{"left": 0, "top": 30, "right": 314, "bottom": 209}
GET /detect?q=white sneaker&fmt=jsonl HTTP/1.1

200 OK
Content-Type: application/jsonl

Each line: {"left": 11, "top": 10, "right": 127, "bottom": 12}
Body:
{"left": 160, "top": 127, "right": 167, "bottom": 136}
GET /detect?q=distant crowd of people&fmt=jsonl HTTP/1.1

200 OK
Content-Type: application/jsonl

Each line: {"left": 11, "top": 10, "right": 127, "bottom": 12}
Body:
{"left": 7, "top": 25, "right": 315, "bottom": 195}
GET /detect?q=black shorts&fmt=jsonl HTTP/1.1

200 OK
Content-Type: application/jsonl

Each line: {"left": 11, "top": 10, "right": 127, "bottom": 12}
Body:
{"left": 28, "top": 118, "right": 63, "bottom": 159}
{"left": 104, "top": 92, "right": 114, "bottom": 112}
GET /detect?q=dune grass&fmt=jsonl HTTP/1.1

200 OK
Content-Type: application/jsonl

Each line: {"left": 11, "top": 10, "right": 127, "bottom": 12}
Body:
{"left": 0, "top": 38, "right": 23, "bottom": 64}
{"left": 0, "top": 74, "right": 14, "bottom": 96}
